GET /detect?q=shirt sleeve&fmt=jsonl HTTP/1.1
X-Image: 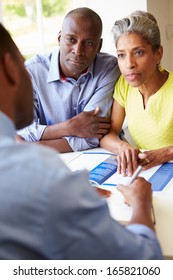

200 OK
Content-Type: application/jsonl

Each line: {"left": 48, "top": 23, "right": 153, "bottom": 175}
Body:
{"left": 17, "top": 122, "right": 46, "bottom": 142}
{"left": 43, "top": 169, "right": 163, "bottom": 259}
{"left": 18, "top": 54, "right": 120, "bottom": 151}
{"left": 64, "top": 136, "right": 99, "bottom": 152}
{"left": 83, "top": 63, "right": 120, "bottom": 117}
{"left": 113, "top": 75, "right": 129, "bottom": 108}
{"left": 66, "top": 61, "right": 120, "bottom": 151}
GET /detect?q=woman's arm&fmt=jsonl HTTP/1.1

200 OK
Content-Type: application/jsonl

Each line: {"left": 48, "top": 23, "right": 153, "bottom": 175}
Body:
{"left": 100, "top": 100, "right": 139, "bottom": 176}
{"left": 100, "top": 100, "right": 126, "bottom": 152}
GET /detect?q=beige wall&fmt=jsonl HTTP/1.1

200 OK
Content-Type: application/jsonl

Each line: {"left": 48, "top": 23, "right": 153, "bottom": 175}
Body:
{"left": 1, "top": 0, "right": 172, "bottom": 70}
{"left": 74, "top": 0, "right": 173, "bottom": 71}
{"left": 73, "top": 0, "right": 147, "bottom": 55}
{"left": 0, "top": 1, "right": 3, "bottom": 23}
{"left": 147, "top": 0, "right": 173, "bottom": 70}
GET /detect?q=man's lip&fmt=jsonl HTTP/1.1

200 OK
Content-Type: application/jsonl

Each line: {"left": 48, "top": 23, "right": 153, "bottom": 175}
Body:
{"left": 69, "top": 59, "right": 85, "bottom": 65}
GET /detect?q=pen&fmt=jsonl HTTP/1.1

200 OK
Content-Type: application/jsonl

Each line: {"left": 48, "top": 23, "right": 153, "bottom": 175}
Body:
{"left": 126, "top": 165, "right": 156, "bottom": 225}
{"left": 126, "top": 165, "right": 143, "bottom": 185}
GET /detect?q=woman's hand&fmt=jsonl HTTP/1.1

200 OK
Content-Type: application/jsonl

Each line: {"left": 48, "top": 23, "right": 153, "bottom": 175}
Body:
{"left": 138, "top": 147, "right": 173, "bottom": 169}
{"left": 117, "top": 142, "right": 140, "bottom": 176}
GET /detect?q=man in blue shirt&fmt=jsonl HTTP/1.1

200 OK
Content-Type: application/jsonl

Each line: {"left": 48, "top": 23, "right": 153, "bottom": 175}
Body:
{"left": 0, "top": 23, "right": 162, "bottom": 259}
{"left": 17, "top": 7, "right": 120, "bottom": 152}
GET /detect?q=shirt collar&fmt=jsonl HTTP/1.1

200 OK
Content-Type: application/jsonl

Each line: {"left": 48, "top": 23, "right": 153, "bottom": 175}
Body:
{"left": 87, "top": 60, "right": 94, "bottom": 79}
{"left": 47, "top": 48, "right": 61, "bottom": 83}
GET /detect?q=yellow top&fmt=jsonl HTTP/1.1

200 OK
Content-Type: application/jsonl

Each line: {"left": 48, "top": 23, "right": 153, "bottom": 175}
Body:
{"left": 113, "top": 72, "right": 173, "bottom": 150}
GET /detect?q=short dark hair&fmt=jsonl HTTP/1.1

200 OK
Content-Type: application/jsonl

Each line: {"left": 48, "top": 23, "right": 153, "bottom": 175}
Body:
{"left": 0, "top": 23, "right": 18, "bottom": 58}
{"left": 64, "top": 7, "right": 103, "bottom": 37}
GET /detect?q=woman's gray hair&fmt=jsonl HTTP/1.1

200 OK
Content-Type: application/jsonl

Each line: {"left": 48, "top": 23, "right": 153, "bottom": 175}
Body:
{"left": 112, "top": 10, "right": 161, "bottom": 51}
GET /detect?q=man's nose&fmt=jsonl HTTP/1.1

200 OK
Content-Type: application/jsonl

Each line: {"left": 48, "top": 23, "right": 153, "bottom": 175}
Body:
{"left": 72, "top": 42, "right": 84, "bottom": 55}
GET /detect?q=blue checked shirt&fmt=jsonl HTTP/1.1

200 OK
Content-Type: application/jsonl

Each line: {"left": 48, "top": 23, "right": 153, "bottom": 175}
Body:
{"left": 18, "top": 48, "right": 120, "bottom": 151}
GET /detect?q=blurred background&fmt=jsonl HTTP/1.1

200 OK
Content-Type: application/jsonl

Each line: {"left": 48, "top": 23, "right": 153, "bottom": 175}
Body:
{"left": 0, "top": 0, "right": 173, "bottom": 70}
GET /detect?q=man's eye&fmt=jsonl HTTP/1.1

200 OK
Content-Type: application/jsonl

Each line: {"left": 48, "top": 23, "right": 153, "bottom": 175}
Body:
{"left": 117, "top": 53, "right": 125, "bottom": 59}
{"left": 66, "top": 37, "right": 75, "bottom": 43}
{"left": 85, "top": 41, "right": 94, "bottom": 47}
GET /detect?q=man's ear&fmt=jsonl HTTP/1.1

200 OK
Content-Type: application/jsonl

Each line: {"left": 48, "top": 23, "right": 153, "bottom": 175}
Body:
{"left": 2, "top": 52, "right": 19, "bottom": 86}
{"left": 57, "top": 31, "right": 61, "bottom": 46}
{"left": 97, "top": 38, "right": 103, "bottom": 53}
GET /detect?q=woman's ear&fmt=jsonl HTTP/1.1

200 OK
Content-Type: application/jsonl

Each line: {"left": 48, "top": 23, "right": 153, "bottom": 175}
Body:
{"left": 156, "top": 46, "right": 163, "bottom": 65}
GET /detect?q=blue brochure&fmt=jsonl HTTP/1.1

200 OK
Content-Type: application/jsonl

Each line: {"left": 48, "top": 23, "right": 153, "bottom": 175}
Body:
{"left": 148, "top": 162, "right": 173, "bottom": 191}
{"left": 89, "top": 156, "right": 173, "bottom": 191}
{"left": 89, "top": 155, "right": 118, "bottom": 186}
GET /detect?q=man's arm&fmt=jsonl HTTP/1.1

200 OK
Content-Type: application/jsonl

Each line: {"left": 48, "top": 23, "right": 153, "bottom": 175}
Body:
{"left": 38, "top": 138, "right": 73, "bottom": 152}
{"left": 41, "top": 107, "right": 110, "bottom": 140}
{"left": 18, "top": 53, "right": 119, "bottom": 152}
{"left": 47, "top": 170, "right": 162, "bottom": 259}
{"left": 17, "top": 107, "right": 110, "bottom": 152}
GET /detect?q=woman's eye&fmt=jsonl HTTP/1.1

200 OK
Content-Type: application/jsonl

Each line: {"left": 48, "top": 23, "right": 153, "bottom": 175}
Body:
{"left": 135, "top": 50, "right": 143, "bottom": 56}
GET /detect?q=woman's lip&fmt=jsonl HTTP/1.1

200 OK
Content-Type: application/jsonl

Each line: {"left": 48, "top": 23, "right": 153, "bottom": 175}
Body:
{"left": 125, "top": 73, "right": 140, "bottom": 81}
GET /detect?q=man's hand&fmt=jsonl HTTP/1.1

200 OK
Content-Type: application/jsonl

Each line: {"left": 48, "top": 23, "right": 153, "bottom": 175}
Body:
{"left": 117, "top": 177, "right": 152, "bottom": 206}
{"left": 69, "top": 106, "right": 110, "bottom": 139}
{"left": 117, "top": 177, "right": 154, "bottom": 230}
{"left": 16, "top": 134, "right": 25, "bottom": 143}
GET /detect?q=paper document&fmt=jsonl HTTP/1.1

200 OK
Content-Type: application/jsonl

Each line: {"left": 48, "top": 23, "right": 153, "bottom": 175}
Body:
{"left": 60, "top": 149, "right": 173, "bottom": 256}
{"left": 69, "top": 152, "right": 173, "bottom": 192}
{"left": 89, "top": 155, "right": 118, "bottom": 186}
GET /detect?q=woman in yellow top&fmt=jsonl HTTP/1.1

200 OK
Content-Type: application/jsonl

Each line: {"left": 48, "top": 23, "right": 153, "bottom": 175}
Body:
{"left": 100, "top": 11, "right": 173, "bottom": 176}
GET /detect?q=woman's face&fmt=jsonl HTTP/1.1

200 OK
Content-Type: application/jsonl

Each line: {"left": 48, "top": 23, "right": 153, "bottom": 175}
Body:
{"left": 116, "top": 32, "right": 161, "bottom": 88}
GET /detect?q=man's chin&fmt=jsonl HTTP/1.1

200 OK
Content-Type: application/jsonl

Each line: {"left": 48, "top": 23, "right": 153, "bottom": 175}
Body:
{"left": 66, "top": 62, "right": 87, "bottom": 75}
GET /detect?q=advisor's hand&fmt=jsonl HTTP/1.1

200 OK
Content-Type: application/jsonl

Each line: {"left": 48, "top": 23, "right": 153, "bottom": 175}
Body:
{"left": 117, "top": 177, "right": 154, "bottom": 230}
{"left": 117, "top": 177, "right": 152, "bottom": 207}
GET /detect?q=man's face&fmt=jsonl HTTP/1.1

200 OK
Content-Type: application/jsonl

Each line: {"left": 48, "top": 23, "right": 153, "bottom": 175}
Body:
{"left": 58, "top": 14, "right": 102, "bottom": 80}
